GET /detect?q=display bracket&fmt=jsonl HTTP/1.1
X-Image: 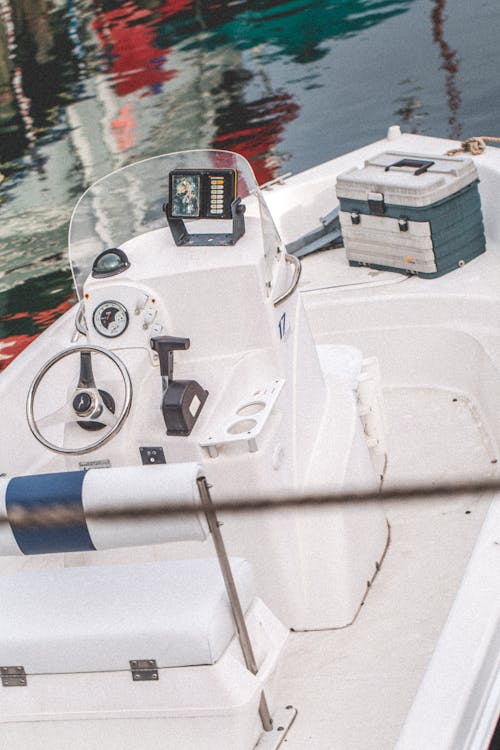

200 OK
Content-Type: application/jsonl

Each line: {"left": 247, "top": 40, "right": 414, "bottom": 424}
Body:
{"left": 165, "top": 197, "right": 246, "bottom": 247}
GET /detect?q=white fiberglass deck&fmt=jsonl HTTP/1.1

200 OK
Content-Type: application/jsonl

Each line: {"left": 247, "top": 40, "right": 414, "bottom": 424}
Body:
{"left": 273, "top": 386, "right": 495, "bottom": 749}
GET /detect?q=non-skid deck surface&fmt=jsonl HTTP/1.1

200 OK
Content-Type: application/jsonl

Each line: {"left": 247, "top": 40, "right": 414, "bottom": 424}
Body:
{"left": 273, "top": 387, "right": 495, "bottom": 749}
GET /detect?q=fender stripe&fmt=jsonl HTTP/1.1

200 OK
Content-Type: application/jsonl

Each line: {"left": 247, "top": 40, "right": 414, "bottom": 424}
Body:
{"left": 6, "top": 471, "right": 96, "bottom": 555}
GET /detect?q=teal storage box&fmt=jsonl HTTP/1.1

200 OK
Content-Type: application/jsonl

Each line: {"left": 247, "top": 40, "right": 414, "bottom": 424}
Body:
{"left": 336, "top": 152, "right": 486, "bottom": 278}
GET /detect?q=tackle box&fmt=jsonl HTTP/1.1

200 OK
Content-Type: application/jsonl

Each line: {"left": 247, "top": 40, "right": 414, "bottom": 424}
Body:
{"left": 336, "top": 152, "right": 486, "bottom": 278}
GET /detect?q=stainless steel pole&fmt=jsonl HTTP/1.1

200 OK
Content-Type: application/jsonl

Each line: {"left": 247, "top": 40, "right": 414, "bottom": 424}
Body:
{"left": 197, "top": 477, "right": 273, "bottom": 732}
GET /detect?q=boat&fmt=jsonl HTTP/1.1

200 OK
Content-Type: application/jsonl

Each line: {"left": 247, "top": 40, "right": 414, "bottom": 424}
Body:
{"left": 0, "top": 125, "right": 498, "bottom": 749}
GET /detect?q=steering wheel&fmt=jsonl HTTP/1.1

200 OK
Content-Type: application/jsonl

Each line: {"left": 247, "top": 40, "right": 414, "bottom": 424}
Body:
{"left": 27, "top": 345, "right": 132, "bottom": 455}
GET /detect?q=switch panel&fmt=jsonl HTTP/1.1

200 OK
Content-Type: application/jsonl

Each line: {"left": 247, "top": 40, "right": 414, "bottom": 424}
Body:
{"left": 140, "top": 446, "right": 166, "bottom": 465}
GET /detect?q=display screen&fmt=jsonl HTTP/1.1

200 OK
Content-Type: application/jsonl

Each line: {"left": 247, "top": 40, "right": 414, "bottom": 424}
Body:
{"left": 168, "top": 169, "right": 237, "bottom": 220}
{"left": 171, "top": 174, "right": 201, "bottom": 218}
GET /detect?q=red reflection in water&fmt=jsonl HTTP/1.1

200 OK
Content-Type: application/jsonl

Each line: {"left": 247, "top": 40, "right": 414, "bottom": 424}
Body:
{"left": 0, "top": 333, "right": 39, "bottom": 370}
{"left": 0, "top": 298, "right": 74, "bottom": 371}
{"left": 92, "top": 0, "right": 191, "bottom": 98}
{"left": 212, "top": 93, "right": 299, "bottom": 185}
{"left": 111, "top": 103, "right": 137, "bottom": 151}
{"left": 159, "top": 0, "right": 193, "bottom": 17}
{"left": 31, "top": 299, "right": 75, "bottom": 327}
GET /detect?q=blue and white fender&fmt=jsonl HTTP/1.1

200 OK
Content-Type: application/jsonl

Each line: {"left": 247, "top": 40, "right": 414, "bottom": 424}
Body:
{"left": 0, "top": 463, "right": 208, "bottom": 555}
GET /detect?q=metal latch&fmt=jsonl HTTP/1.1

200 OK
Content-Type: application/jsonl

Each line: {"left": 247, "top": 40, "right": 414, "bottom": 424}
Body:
{"left": 1, "top": 666, "right": 27, "bottom": 687}
{"left": 367, "top": 191, "right": 386, "bottom": 215}
{"left": 129, "top": 659, "right": 159, "bottom": 682}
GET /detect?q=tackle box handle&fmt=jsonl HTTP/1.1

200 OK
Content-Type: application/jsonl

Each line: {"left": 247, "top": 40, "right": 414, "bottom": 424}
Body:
{"left": 384, "top": 158, "right": 435, "bottom": 176}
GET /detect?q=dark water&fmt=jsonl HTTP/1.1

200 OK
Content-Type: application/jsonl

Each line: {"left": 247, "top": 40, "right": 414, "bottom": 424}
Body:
{"left": 1, "top": 0, "right": 500, "bottom": 368}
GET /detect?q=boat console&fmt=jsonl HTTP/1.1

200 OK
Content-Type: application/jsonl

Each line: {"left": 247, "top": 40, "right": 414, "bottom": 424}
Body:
{"left": 10, "top": 150, "right": 389, "bottom": 631}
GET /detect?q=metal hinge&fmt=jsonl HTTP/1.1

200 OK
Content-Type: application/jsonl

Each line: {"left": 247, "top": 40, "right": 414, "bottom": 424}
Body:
{"left": 129, "top": 659, "right": 158, "bottom": 682}
{"left": 1, "top": 666, "right": 27, "bottom": 687}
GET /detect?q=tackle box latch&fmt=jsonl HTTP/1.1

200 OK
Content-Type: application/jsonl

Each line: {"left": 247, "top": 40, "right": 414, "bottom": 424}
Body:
{"left": 367, "top": 191, "right": 386, "bottom": 215}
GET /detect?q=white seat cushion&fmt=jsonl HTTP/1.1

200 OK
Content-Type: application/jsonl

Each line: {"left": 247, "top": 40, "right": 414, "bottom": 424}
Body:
{"left": 0, "top": 557, "right": 254, "bottom": 674}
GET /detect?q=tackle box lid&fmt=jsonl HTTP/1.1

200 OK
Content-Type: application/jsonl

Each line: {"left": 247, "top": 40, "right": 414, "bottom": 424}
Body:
{"left": 336, "top": 151, "right": 478, "bottom": 208}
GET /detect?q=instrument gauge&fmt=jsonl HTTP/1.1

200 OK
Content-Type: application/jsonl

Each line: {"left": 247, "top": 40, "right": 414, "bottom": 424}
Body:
{"left": 93, "top": 301, "right": 129, "bottom": 338}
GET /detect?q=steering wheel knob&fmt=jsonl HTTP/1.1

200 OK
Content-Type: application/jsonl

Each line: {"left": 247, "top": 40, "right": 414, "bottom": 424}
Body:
{"left": 73, "top": 391, "right": 93, "bottom": 415}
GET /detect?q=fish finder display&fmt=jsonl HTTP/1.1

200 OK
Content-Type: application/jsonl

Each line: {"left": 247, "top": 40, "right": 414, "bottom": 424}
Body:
{"left": 168, "top": 169, "right": 237, "bottom": 220}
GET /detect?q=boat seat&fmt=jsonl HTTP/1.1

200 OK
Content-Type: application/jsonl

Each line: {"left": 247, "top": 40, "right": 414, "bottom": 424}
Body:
{"left": 0, "top": 464, "right": 255, "bottom": 675}
{"left": 0, "top": 463, "right": 287, "bottom": 741}
{"left": 0, "top": 556, "right": 254, "bottom": 674}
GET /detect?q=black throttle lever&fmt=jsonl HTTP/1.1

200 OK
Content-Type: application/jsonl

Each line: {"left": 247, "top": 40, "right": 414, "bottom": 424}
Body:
{"left": 150, "top": 336, "right": 190, "bottom": 381}
{"left": 150, "top": 335, "right": 208, "bottom": 436}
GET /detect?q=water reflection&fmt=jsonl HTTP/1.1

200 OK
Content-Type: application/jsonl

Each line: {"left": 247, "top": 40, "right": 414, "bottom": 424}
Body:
{"left": 431, "top": 0, "right": 462, "bottom": 140}
{"left": 1, "top": 0, "right": 415, "bottom": 184}
{"left": 0, "top": 266, "right": 75, "bottom": 368}
{"left": 394, "top": 78, "right": 427, "bottom": 132}
{"left": 0, "top": 0, "right": 78, "bottom": 164}
{"left": 91, "top": 1, "right": 184, "bottom": 98}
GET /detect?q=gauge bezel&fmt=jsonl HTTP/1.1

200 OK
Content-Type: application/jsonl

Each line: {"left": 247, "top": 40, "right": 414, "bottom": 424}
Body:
{"left": 92, "top": 300, "right": 129, "bottom": 338}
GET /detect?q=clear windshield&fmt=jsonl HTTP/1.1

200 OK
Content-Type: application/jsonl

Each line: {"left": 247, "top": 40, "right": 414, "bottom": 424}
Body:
{"left": 68, "top": 150, "right": 259, "bottom": 299}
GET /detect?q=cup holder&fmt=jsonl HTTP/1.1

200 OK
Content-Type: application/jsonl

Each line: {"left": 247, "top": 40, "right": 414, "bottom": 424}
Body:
{"left": 227, "top": 418, "right": 258, "bottom": 435}
{"left": 200, "top": 379, "right": 285, "bottom": 458}
{"left": 236, "top": 401, "right": 266, "bottom": 417}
